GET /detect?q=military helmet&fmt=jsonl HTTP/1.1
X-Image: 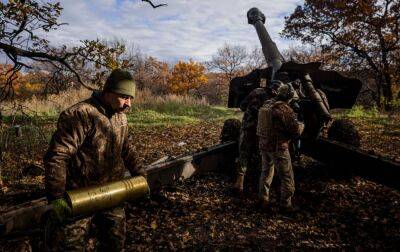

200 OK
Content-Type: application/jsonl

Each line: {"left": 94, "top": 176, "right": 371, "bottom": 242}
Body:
{"left": 274, "top": 71, "right": 291, "bottom": 83}
{"left": 103, "top": 69, "right": 136, "bottom": 98}
{"left": 270, "top": 80, "right": 284, "bottom": 91}
{"left": 276, "top": 83, "right": 295, "bottom": 101}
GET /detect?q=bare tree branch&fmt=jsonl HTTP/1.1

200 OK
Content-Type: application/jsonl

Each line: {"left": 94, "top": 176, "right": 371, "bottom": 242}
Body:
{"left": 142, "top": 0, "right": 167, "bottom": 8}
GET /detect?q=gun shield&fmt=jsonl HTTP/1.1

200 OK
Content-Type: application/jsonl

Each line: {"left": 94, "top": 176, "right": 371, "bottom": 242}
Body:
{"left": 66, "top": 176, "right": 149, "bottom": 216}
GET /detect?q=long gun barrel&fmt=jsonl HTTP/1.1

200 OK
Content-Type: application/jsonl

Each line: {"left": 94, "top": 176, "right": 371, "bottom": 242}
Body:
{"left": 247, "top": 7, "right": 284, "bottom": 78}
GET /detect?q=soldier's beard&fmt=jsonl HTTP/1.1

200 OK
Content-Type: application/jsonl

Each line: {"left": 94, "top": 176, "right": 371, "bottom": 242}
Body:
{"left": 119, "top": 105, "right": 130, "bottom": 113}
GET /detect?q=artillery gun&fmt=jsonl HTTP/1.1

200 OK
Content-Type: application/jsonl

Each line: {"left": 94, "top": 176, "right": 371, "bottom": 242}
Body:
{"left": 228, "top": 7, "right": 362, "bottom": 143}
{"left": 224, "top": 7, "right": 400, "bottom": 187}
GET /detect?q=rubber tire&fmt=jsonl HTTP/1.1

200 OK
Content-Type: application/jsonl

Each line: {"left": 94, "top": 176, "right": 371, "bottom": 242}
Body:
{"left": 220, "top": 118, "right": 241, "bottom": 143}
{"left": 328, "top": 119, "right": 361, "bottom": 147}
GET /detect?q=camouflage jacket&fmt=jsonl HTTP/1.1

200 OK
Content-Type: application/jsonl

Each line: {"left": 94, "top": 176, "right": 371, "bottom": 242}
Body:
{"left": 257, "top": 100, "right": 302, "bottom": 152}
{"left": 240, "top": 88, "right": 272, "bottom": 131}
{"left": 44, "top": 92, "right": 144, "bottom": 201}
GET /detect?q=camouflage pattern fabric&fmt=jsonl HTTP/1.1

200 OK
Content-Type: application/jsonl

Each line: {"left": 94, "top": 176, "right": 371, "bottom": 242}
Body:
{"left": 257, "top": 100, "right": 302, "bottom": 206}
{"left": 259, "top": 148, "right": 294, "bottom": 207}
{"left": 237, "top": 129, "right": 260, "bottom": 176}
{"left": 44, "top": 91, "right": 145, "bottom": 201}
{"left": 44, "top": 91, "right": 143, "bottom": 250}
{"left": 45, "top": 206, "right": 126, "bottom": 252}
{"left": 238, "top": 88, "right": 272, "bottom": 176}
{"left": 257, "top": 100, "right": 302, "bottom": 152}
{"left": 240, "top": 88, "right": 271, "bottom": 131}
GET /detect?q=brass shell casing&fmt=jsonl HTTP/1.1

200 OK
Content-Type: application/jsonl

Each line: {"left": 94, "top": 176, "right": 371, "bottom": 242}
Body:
{"left": 66, "top": 176, "right": 149, "bottom": 216}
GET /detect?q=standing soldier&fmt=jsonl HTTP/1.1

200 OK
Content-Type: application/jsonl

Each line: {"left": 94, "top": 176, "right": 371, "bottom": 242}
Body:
{"left": 233, "top": 80, "right": 280, "bottom": 193}
{"left": 257, "top": 83, "right": 304, "bottom": 213}
{"left": 44, "top": 69, "right": 146, "bottom": 251}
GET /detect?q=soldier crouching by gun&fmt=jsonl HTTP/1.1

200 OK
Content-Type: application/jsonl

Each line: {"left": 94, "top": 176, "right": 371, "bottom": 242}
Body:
{"left": 257, "top": 83, "right": 304, "bottom": 214}
{"left": 44, "top": 69, "right": 146, "bottom": 251}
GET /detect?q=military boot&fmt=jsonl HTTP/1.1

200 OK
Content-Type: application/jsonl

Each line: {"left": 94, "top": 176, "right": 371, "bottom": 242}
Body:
{"left": 279, "top": 204, "right": 300, "bottom": 217}
{"left": 259, "top": 195, "right": 270, "bottom": 210}
{"left": 233, "top": 174, "right": 245, "bottom": 194}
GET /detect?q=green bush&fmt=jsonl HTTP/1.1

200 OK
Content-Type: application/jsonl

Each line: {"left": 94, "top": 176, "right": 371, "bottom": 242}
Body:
{"left": 346, "top": 105, "right": 379, "bottom": 118}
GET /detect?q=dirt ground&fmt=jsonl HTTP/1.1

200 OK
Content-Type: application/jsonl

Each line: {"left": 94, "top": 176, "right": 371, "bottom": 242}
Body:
{"left": 1, "top": 116, "right": 400, "bottom": 250}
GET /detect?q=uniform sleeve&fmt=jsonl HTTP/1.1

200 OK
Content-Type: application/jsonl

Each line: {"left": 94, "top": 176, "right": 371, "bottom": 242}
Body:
{"left": 44, "top": 109, "right": 89, "bottom": 201}
{"left": 274, "top": 104, "right": 302, "bottom": 139}
{"left": 122, "top": 131, "right": 146, "bottom": 177}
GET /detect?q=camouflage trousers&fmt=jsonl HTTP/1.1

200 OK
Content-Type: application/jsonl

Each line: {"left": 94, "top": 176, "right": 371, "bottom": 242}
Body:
{"left": 259, "top": 142, "right": 295, "bottom": 207}
{"left": 45, "top": 206, "right": 126, "bottom": 252}
{"left": 237, "top": 129, "right": 261, "bottom": 176}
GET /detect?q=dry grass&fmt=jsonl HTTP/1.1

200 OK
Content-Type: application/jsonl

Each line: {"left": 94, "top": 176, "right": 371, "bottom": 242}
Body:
{"left": 0, "top": 88, "right": 209, "bottom": 117}
{"left": 1, "top": 88, "right": 92, "bottom": 117}
{"left": 133, "top": 88, "right": 208, "bottom": 108}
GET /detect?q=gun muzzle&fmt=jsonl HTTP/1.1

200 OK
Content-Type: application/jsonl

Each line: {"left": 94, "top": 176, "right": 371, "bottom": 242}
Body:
{"left": 66, "top": 176, "right": 149, "bottom": 216}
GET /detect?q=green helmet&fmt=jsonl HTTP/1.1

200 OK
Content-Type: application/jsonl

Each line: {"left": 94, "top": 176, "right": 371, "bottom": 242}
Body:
{"left": 103, "top": 69, "right": 136, "bottom": 97}
{"left": 276, "top": 83, "right": 295, "bottom": 101}
{"left": 269, "top": 80, "right": 284, "bottom": 92}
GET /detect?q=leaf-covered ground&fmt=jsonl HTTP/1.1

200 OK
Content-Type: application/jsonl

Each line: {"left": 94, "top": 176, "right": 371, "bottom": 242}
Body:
{"left": 1, "top": 115, "right": 400, "bottom": 250}
{"left": 351, "top": 116, "right": 400, "bottom": 162}
{"left": 125, "top": 169, "right": 400, "bottom": 250}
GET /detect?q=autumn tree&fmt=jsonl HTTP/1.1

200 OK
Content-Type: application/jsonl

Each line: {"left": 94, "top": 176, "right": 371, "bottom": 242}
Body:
{"left": 168, "top": 60, "right": 208, "bottom": 95}
{"left": 197, "top": 72, "right": 228, "bottom": 104}
{"left": 0, "top": 0, "right": 165, "bottom": 100}
{"left": 283, "top": 46, "right": 379, "bottom": 106}
{"left": 282, "top": 0, "right": 400, "bottom": 110}
{"left": 283, "top": 46, "right": 345, "bottom": 70}
{"left": 0, "top": 0, "right": 90, "bottom": 99}
{"left": 206, "top": 44, "right": 248, "bottom": 82}
{"left": 245, "top": 47, "right": 268, "bottom": 72}
{"left": 134, "top": 57, "right": 170, "bottom": 95}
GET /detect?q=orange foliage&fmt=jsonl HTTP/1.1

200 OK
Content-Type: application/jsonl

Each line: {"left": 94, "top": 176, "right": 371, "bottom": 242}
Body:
{"left": 0, "top": 64, "right": 22, "bottom": 95}
{"left": 0, "top": 64, "right": 46, "bottom": 98}
{"left": 168, "top": 60, "right": 208, "bottom": 95}
{"left": 135, "top": 57, "right": 170, "bottom": 94}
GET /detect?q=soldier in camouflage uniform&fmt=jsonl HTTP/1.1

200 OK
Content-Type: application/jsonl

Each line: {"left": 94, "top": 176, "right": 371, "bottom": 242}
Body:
{"left": 257, "top": 83, "right": 304, "bottom": 212}
{"left": 233, "top": 81, "right": 280, "bottom": 193}
{"left": 44, "top": 69, "right": 146, "bottom": 251}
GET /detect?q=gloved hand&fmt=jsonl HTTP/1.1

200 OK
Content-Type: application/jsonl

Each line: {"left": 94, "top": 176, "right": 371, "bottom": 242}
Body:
{"left": 301, "top": 73, "right": 313, "bottom": 83}
{"left": 135, "top": 166, "right": 147, "bottom": 178}
{"left": 50, "top": 198, "right": 72, "bottom": 223}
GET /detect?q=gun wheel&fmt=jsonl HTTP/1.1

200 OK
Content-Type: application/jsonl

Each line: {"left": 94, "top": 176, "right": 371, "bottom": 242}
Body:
{"left": 220, "top": 119, "right": 241, "bottom": 143}
{"left": 328, "top": 119, "right": 361, "bottom": 147}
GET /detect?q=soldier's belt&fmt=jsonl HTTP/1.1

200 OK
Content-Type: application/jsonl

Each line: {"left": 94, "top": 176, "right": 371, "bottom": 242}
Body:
{"left": 66, "top": 176, "right": 149, "bottom": 216}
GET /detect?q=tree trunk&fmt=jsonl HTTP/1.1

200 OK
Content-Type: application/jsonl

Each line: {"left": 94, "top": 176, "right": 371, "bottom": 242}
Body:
{"left": 375, "top": 77, "right": 383, "bottom": 110}
{"left": 382, "top": 73, "right": 393, "bottom": 111}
